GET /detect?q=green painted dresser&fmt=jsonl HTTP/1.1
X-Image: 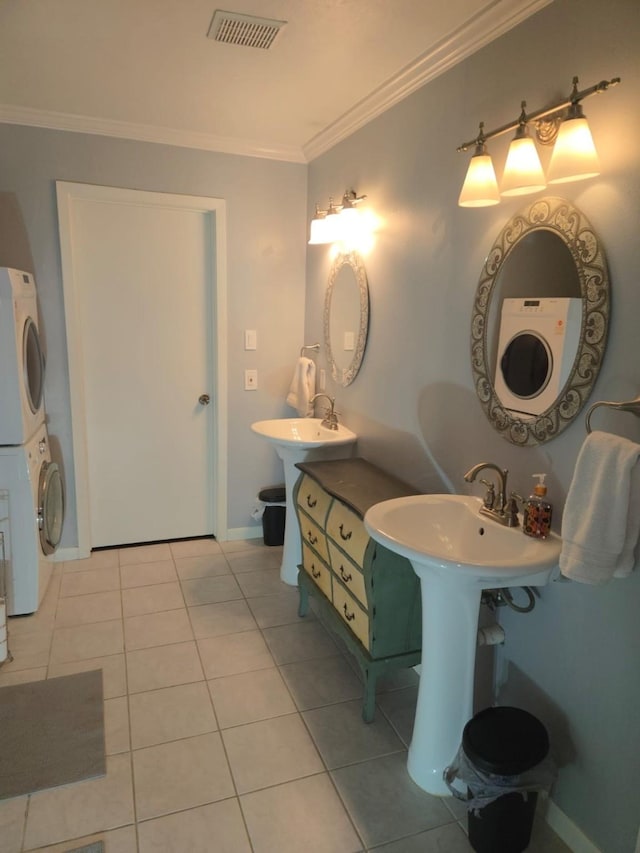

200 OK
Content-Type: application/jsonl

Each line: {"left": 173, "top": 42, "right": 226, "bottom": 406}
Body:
{"left": 293, "top": 457, "right": 422, "bottom": 722}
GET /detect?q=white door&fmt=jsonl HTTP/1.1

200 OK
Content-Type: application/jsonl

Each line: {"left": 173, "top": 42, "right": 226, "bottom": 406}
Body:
{"left": 57, "top": 184, "right": 228, "bottom": 551}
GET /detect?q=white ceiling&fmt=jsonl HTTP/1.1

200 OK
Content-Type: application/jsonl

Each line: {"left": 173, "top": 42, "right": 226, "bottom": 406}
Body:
{"left": 0, "top": 0, "right": 550, "bottom": 162}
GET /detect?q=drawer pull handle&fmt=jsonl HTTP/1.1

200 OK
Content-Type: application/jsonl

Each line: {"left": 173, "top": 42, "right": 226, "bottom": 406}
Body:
{"left": 307, "top": 531, "right": 318, "bottom": 545}
{"left": 339, "top": 565, "right": 352, "bottom": 583}
{"left": 343, "top": 603, "right": 355, "bottom": 622}
{"left": 311, "top": 565, "right": 321, "bottom": 579}
{"left": 306, "top": 494, "right": 317, "bottom": 508}
{"left": 339, "top": 524, "right": 352, "bottom": 541}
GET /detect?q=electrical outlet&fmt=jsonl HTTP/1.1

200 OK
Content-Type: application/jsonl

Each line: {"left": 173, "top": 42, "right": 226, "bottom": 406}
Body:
{"left": 244, "top": 369, "right": 258, "bottom": 390}
{"left": 319, "top": 368, "right": 326, "bottom": 391}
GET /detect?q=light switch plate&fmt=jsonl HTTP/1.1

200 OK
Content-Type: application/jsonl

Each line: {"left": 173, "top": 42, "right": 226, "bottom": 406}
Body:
{"left": 245, "top": 329, "right": 257, "bottom": 350}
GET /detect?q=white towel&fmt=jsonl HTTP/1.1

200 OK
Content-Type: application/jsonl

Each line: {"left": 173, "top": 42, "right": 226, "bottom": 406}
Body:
{"left": 560, "top": 430, "right": 640, "bottom": 584}
{"left": 286, "top": 357, "right": 316, "bottom": 417}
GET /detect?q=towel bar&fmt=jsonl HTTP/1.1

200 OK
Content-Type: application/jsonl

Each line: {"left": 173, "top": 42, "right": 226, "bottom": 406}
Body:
{"left": 300, "top": 343, "right": 320, "bottom": 357}
{"left": 585, "top": 395, "right": 640, "bottom": 433}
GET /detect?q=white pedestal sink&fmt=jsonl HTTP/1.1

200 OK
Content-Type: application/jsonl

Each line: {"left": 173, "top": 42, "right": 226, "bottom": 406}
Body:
{"left": 364, "top": 493, "right": 561, "bottom": 796}
{"left": 251, "top": 419, "right": 357, "bottom": 585}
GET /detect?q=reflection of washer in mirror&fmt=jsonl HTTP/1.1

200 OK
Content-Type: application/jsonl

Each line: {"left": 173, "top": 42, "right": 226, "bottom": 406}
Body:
{"left": 324, "top": 250, "right": 369, "bottom": 386}
{"left": 471, "top": 198, "right": 610, "bottom": 445}
{"left": 501, "top": 333, "right": 552, "bottom": 398}
{"left": 494, "top": 297, "right": 581, "bottom": 419}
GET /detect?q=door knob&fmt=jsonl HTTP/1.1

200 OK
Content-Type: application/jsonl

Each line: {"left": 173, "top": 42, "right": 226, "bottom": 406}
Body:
{"left": 198, "top": 394, "right": 210, "bottom": 405}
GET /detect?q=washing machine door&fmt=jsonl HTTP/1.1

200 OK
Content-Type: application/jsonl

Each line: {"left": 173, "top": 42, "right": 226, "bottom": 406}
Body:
{"left": 499, "top": 332, "right": 553, "bottom": 400}
{"left": 23, "top": 317, "right": 45, "bottom": 414}
{"left": 38, "top": 461, "right": 64, "bottom": 555}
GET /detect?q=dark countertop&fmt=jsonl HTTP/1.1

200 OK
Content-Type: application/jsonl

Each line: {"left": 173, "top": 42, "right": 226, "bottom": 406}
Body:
{"left": 296, "top": 457, "right": 420, "bottom": 519}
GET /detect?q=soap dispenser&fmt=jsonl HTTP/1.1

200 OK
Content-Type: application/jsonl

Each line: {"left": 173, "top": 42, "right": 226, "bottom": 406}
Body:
{"left": 523, "top": 474, "right": 552, "bottom": 539}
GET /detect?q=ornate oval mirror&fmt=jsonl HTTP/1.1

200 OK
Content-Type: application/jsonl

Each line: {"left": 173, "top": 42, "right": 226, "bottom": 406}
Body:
{"left": 471, "top": 197, "right": 610, "bottom": 445}
{"left": 324, "top": 250, "right": 369, "bottom": 386}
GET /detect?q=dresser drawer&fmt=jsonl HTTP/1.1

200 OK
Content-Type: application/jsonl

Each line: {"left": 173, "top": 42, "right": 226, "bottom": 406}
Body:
{"left": 296, "top": 474, "right": 332, "bottom": 526}
{"left": 333, "top": 582, "right": 370, "bottom": 650}
{"left": 301, "top": 543, "right": 332, "bottom": 600}
{"left": 326, "top": 501, "right": 369, "bottom": 566}
{"left": 299, "top": 514, "right": 329, "bottom": 563}
{"left": 328, "top": 540, "right": 367, "bottom": 607}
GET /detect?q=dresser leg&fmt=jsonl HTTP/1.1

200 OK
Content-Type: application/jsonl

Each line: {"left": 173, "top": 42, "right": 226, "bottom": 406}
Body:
{"left": 297, "top": 571, "right": 310, "bottom": 617}
{"left": 362, "top": 668, "right": 377, "bottom": 723}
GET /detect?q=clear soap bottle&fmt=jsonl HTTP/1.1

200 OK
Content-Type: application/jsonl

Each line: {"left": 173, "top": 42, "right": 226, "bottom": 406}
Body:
{"left": 523, "top": 473, "right": 552, "bottom": 539}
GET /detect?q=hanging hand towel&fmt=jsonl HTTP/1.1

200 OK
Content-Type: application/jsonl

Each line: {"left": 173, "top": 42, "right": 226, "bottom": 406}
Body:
{"left": 560, "top": 430, "right": 640, "bottom": 584}
{"left": 286, "top": 357, "right": 316, "bottom": 417}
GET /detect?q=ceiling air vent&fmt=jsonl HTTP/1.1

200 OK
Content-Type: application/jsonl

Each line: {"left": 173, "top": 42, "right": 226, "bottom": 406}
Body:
{"left": 207, "top": 10, "right": 286, "bottom": 49}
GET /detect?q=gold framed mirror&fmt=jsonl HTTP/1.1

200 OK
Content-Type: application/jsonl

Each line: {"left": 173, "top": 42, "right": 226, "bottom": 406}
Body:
{"left": 471, "top": 197, "right": 610, "bottom": 445}
{"left": 324, "top": 249, "right": 369, "bottom": 386}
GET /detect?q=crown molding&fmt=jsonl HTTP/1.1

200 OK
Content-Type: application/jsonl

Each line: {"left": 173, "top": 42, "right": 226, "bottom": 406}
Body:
{"left": 0, "top": 0, "right": 551, "bottom": 166}
{"left": 0, "top": 104, "right": 307, "bottom": 164}
{"left": 303, "top": 0, "right": 553, "bottom": 162}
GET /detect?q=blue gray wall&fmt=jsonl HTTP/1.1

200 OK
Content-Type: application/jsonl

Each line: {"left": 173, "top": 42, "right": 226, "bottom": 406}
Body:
{"left": 0, "top": 0, "right": 638, "bottom": 847}
{"left": 305, "top": 0, "right": 639, "bottom": 850}
{"left": 0, "top": 129, "right": 308, "bottom": 545}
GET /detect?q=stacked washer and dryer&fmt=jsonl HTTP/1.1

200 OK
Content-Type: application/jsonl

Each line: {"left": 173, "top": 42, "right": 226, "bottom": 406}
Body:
{"left": 0, "top": 267, "right": 64, "bottom": 617}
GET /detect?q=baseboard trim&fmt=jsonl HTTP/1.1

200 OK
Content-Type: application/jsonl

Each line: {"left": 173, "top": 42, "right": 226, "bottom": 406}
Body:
{"left": 53, "top": 528, "right": 263, "bottom": 560}
{"left": 224, "top": 526, "right": 263, "bottom": 542}
{"left": 52, "top": 546, "right": 83, "bottom": 562}
{"left": 545, "top": 799, "right": 601, "bottom": 853}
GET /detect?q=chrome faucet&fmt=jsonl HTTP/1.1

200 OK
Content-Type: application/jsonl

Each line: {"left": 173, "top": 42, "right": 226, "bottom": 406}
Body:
{"left": 463, "top": 462, "right": 520, "bottom": 527}
{"left": 310, "top": 393, "right": 339, "bottom": 430}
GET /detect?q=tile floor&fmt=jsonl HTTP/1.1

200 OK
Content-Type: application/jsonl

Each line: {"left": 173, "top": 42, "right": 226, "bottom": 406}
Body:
{"left": 0, "top": 538, "right": 571, "bottom": 852}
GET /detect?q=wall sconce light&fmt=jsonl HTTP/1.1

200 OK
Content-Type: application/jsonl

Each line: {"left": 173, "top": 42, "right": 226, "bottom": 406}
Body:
{"left": 308, "top": 203, "right": 327, "bottom": 244}
{"left": 547, "top": 100, "right": 600, "bottom": 184}
{"left": 457, "top": 76, "right": 620, "bottom": 208}
{"left": 458, "top": 125, "right": 500, "bottom": 207}
{"left": 308, "top": 189, "right": 367, "bottom": 245}
{"left": 500, "top": 103, "right": 546, "bottom": 197}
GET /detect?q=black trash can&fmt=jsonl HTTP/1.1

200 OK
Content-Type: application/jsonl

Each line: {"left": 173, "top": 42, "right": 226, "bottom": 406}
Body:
{"left": 462, "top": 706, "right": 550, "bottom": 853}
{"left": 258, "top": 485, "right": 286, "bottom": 546}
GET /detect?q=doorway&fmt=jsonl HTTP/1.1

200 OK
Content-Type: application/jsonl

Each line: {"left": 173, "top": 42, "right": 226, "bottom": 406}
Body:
{"left": 56, "top": 183, "right": 228, "bottom": 553}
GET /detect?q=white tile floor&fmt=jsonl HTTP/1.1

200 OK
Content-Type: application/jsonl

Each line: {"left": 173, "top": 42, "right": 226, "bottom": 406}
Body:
{"left": 0, "top": 538, "right": 571, "bottom": 852}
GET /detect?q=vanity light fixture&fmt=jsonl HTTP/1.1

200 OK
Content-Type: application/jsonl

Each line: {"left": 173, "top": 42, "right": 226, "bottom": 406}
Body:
{"left": 308, "top": 189, "right": 367, "bottom": 245}
{"left": 547, "top": 99, "right": 600, "bottom": 184}
{"left": 458, "top": 125, "right": 500, "bottom": 207}
{"left": 457, "top": 76, "right": 620, "bottom": 208}
{"left": 308, "top": 204, "right": 328, "bottom": 245}
{"left": 323, "top": 197, "right": 342, "bottom": 244}
{"left": 500, "top": 103, "right": 546, "bottom": 197}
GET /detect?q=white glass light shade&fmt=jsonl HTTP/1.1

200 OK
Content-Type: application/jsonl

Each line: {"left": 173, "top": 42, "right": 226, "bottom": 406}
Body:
{"left": 308, "top": 215, "right": 330, "bottom": 244}
{"left": 322, "top": 209, "right": 341, "bottom": 243}
{"left": 458, "top": 151, "right": 500, "bottom": 207}
{"left": 501, "top": 135, "right": 546, "bottom": 196}
{"left": 547, "top": 115, "right": 600, "bottom": 184}
{"left": 337, "top": 206, "right": 360, "bottom": 246}
{"left": 338, "top": 206, "right": 358, "bottom": 229}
